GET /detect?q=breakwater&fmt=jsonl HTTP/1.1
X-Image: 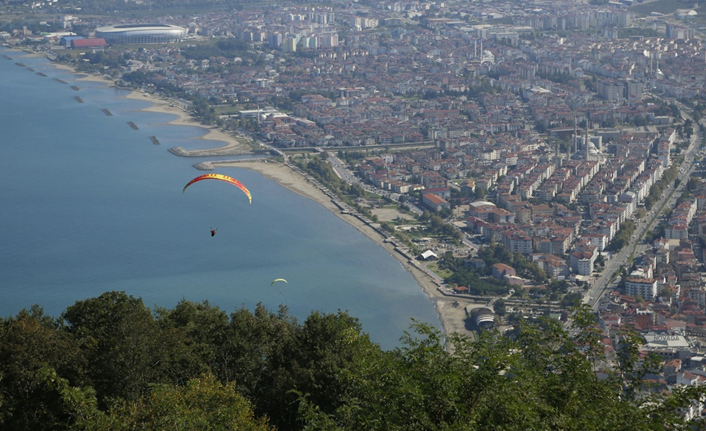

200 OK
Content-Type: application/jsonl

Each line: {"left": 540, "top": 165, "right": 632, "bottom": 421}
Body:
{"left": 102, "top": 109, "right": 112, "bottom": 116}
{"left": 168, "top": 146, "right": 251, "bottom": 157}
{"left": 127, "top": 122, "right": 139, "bottom": 130}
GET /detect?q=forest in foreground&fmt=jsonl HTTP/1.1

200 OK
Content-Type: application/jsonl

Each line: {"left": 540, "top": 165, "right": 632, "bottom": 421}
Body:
{"left": 1, "top": 291, "right": 705, "bottom": 430}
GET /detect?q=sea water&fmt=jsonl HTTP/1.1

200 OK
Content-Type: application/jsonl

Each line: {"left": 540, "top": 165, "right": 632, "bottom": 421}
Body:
{"left": 0, "top": 49, "right": 441, "bottom": 349}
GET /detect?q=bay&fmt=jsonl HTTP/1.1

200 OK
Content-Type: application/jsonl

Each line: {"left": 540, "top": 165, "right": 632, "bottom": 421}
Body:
{"left": 0, "top": 49, "right": 441, "bottom": 349}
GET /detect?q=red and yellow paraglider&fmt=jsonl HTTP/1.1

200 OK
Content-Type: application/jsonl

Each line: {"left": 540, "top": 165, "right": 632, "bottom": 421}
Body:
{"left": 182, "top": 174, "right": 252, "bottom": 204}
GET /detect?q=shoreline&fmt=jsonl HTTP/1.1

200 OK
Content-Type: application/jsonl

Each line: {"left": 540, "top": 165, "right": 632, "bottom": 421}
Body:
{"left": 211, "top": 160, "right": 474, "bottom": 339}
{"left": 50, "top": 62, "right": 252, "bottom": 155}
{"left": 34, "top": 51, "right": 473, "bottom": 340}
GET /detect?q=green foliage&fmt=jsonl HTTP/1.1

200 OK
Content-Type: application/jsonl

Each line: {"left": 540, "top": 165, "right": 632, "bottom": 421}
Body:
{"left": 687, "top": 177, "right": 700, "bottom": 192}
{"left": 37, "top": 369, "right": 273, "bottom": 430}
{"left": 548, "top": 279, "right": 570, "bottom": 294}
{"left": 645, "top": 165, "right": 678, "bottom": 210}
{"left": 0, "top": 306, "right": 86, "bottom": 430}
{"left": 74, "top": 51, "right": 127, "bottom": 74}
{"left": 618, "top": 27, "right": 660, "bottom": 38}
{"left": 561, "top": 292, "right": 583, "bottom": 308}
{"left": 443, "top": 265, "right": 511, "bottom": 295}
{"left": 0, "top": 19, "right": 64, "bottom": 33}
{"left": 191, "top": 99, "right": 223, "bottom": 126}
{"left": 606, "top": 220, "right": 636, "bottom": 252}
{"left": 288, "top": 89, "right": 337, "bottom": 103}
{"left": 493, "top": 299, "right": 506, "bottom": 316}
{"left": 180, "top": 39, "right": 254, "bottom": 62}
{"left": 601, "top": 118, "right": 616, "bottom": 128}
{"left": 643, "top": 223, "right": 665, "bottom": 244}
{"left": 653, "top": 103, "right": 681, "bottom": 120}
{"left": 3, "top": 296, "right": 706, "bottom": 430}
{"left": 293, "top": 156, "right": 346, "bottom": 193}
{"left": 102, "top": 374, "right": 273, "bottom": 430}
{"left": 534, "top": 120, "right": 547, "bottom": 133}
{"left": 536, "top": 71, "right": 575, "bottom": 85}
{"left": 477, "top": 242, "right": 547, "bottom": 283}
{"left": 300, "top": 308, "right": 706, "bottom": 430}
{"left": 61, "top": 291, "right": 185, "bottom": 406}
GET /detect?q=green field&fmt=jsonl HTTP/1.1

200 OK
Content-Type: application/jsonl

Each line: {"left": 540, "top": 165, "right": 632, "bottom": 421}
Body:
{"left": 425, "top": 262, "right": 453, "bottom": 280}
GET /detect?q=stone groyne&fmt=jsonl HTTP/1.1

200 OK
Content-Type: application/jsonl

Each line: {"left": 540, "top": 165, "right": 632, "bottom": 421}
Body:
{"left": 168, "top": 146, "right": 251, "bottom": 157}
{"left": 192, "top": 158, "right": 268, "bottom": 171}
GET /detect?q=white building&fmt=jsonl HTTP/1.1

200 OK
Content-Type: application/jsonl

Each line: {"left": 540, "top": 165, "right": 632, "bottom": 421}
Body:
{"left": 625, "top": 277, "right": 658, "bottom": 300}
{"left": 570, "top": 251, "right": 596, "bottom": 275}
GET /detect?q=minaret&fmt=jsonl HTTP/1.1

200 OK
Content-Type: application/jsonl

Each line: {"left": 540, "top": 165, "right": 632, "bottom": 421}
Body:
{"left": 585, "top": 120, "right": 590, "bottom": 160}
{"left": 572, "top": 115, "right": 578, "bottom": 157}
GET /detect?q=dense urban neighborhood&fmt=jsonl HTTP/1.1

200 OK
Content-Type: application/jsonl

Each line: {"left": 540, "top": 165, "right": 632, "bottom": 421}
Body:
{"left": 7, "top": 0, "right": 706, "bottom": 426}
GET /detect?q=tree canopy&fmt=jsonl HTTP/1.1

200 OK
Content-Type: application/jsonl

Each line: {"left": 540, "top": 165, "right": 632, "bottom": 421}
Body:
{"left": 0, "top": 292, "right": 705, "bottom": 430}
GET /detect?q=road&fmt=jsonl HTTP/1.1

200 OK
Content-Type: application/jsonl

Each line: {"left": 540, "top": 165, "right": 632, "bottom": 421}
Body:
{"left": 585, "top": 122, "right": 700, "bottom": 310}
{"left": 325, "top": 152, "right": 427, "bottom": 215}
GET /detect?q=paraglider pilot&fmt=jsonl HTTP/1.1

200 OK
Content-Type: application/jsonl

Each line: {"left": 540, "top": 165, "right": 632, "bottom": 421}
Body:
{"left": 210, "top": 228, "right": 217, "bottom": 237}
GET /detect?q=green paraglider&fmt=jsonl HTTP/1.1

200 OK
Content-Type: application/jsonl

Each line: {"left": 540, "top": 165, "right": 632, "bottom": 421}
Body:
{"left": 271, "top": 279, "right": 287, "bottom": 286}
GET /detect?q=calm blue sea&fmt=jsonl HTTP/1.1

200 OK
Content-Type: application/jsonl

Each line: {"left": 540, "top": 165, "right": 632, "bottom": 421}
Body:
{"left": 0, "top": 49, "right": 440, "bottom": 349}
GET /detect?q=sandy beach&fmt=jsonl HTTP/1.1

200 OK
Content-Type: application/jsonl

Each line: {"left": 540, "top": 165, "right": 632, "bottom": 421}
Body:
{"left": 49, "top": 62, "right": 252, "bottom": 155}
{"left": 41, "top": 53, "right": 475, "bottom": 341}
{"left": 216, "top": 160, "right": 476, "bottom": 339}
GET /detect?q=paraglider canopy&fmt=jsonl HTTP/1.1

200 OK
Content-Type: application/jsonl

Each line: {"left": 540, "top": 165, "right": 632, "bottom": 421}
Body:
{"left": 271, "top": 278, "right": 287, "bottom": 286}
{"left": 182, "top": 174, "right": 252, "bottom": 204}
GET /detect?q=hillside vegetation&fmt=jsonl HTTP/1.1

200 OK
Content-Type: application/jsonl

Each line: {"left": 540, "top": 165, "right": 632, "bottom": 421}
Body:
{"left": 629, "top": 0, "right": 704, "bottom": 16}
{"left": 1, "top": 291, "right": 705, "bottom": 430}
